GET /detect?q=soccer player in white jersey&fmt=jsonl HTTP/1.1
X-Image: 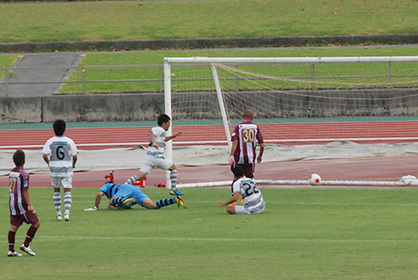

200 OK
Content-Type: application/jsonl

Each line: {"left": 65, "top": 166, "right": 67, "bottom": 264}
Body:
{"left": 229, "top": 109, "right": 264, "bottom": 179}
{"left": 125, "top": 114, "right": 183, "bottom": 196}
{"left": 217, "top": 166, "right": 265, "bottom": 214}
{"left": 42, "top": 119, "right": 78, "bottom": 222}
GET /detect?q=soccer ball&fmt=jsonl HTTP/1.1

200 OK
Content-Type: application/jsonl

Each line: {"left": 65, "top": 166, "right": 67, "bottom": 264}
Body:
{"left": 309, "top": 173, "right": 321, "bottom": 186}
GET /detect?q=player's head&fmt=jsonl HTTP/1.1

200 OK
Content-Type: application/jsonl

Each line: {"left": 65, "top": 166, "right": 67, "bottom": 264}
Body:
{"left": 157, "top": 114, "right": 171, "bottom": 130}
{"left": 157, "top": 114, "right": 171, "bottom": 126}
{"left": 13, "top": 149, "right": 25, "bottom": 167}
{"left": 232, "top": 166, "right": 245, "bottom": 179}
{"left": 242, "top": 109, "right": 254, "bottom": 121}
{"left": 53, "top": 119, "right": 66, "bottom": 136}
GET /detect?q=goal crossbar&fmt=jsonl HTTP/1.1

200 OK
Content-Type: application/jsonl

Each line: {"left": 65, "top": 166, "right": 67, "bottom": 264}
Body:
{"left": 165, "top": 56, "right": 418, "bottom": 65}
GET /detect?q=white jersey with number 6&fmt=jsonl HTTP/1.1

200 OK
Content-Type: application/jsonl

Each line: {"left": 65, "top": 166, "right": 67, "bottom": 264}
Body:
{"left": 42, "top": 136, "right": 78, "bottom": 177}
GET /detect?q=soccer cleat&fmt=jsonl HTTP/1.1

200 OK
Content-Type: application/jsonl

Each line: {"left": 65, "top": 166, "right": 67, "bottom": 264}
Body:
{"left": 123, "top": 198, "right": 135, "bottom": 205}
{"left": 8, "top": 251, "right": 22, "bottom": 257}
{"left": 175, "top": 196, "right": 187, "bottom": 209}
{"left": 170, "top": 189, "right": 184, "bottom": 196}
{"left": 20, "top": 244, "right": 36, "bottom": 256}
{"left": 56, "top": 214, "right": 63, "bottom": 221}
{"left": 64, "top": 214, "right": 70, "bottom": 221}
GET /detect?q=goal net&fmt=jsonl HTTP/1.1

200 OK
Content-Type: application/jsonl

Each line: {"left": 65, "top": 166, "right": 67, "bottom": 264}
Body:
{"left": 163, "top": 56, "right": 418, "bottom": 188}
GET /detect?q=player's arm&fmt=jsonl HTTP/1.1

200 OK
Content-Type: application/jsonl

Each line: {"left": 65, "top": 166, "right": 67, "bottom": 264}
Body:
{"left": 94, "top": 191, "right": 105, "bottom": 209}
{"left": 23, "top": 189, "right": 35, "bottom": 213}
{"left": 217, "top": 192, "right": 240, "bottom": 206}
{"left": 84, "top": 191, "right": 104, "bottom": 211}
{"left": 257, "top": 142, "right": 264, "bottom": 163}
{"left": 72, "top": 155, "right": 77, "bottom": 168}
{"left": 229, "top": 139, "right": 238, "bottom": 165}
{"left": 85, "top": 191, "right": 105, "bottom": 211}
{"left": 149, "top": 131, "right": 159, "bottom": 149}
{"left": 165, "top": 132, "right": 182, "bottom": 142}
{"left": 42, "top": 154, "right": 49, "bottom": 165}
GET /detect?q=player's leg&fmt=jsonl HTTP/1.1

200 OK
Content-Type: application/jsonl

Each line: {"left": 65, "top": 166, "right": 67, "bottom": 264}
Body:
{"left": 63, "top": 189, "right": 71, "bottom": 221}
{"left": 141, "top": 197, "right": 158, "bottom": 209}
{"left": 110, "top": 196, "right": 130, "bottom": 207}
{"left": 143, "top": 196, "right": 186, "bottom": 209}
{"left": 8, "top": 219, "right": 22, "bottom": 257}
{"left": 51, "top": 177, "right": 62, "bottom": 221}
{"left": 126, "top": 155, "right": 153, "bottom": 184}
{"left": 110, "top": 188, "right": 137, "bottom": 207}
{"left": 125, "top": 170, "right": 147, "bottom": 185}
{"left": 150, "top": 157, "right": 183, "bottom": 196}
{"left": 229, "top": 205, "right": 252, "bottom": 215}
{"left": 168, "top": 164, "right": 183, "bottom": 196}
{"left": 226, "top": 205, "right": 237, "bottom": 214}
{"left": 20, "top": 212, "right": 40, "bottom": 256}
{"left": 62, "top": 176, "right": 73, "bottom": 221}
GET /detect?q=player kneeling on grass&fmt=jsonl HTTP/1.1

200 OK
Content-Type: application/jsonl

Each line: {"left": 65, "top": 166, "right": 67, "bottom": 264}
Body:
{"left": 84, "top": 182, "right": 186, "bottom": 211}
{"left": 217, "top": 166, "right": 265, "bottom": 214}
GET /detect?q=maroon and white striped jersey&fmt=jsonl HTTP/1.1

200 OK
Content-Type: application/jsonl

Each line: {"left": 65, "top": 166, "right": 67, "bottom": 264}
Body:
{"left": 231, "top": 121, "right": 264, "bottom": 165}
{"left": 9, "top": 167, "right": 30, "bottom": 216}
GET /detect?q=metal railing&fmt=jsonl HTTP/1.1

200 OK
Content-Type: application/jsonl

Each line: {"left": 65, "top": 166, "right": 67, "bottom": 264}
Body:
{"left": 0, "top": 62, "right": 417, "bottom": 97}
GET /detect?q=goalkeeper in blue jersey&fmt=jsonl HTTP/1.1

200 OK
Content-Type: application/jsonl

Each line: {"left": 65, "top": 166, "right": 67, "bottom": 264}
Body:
{"left": 84, "top": 182, "right": 186, "bottom": 211}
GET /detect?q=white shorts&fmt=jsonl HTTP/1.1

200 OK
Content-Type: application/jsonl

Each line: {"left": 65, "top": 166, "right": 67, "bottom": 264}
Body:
{"left": 140, "top": 154, "right": 173, "bottom": 175}
{"left": 234, "top": 200, "right": 265, "bottom": 214}
{"left": 51, "top": 176, "right": 73, "bottom": 189}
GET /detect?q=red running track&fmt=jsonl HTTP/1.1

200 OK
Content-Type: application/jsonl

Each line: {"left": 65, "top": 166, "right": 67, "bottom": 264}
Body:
{"left": 1, "top": 120, "right": 418, "bottom": 188}
{"left": 1, "top": 121, "right": 418, "bottom": 150}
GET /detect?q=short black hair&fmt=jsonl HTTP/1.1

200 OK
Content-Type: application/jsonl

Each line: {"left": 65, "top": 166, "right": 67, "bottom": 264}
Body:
{"left": 157, "top": 114, "right": 171, "bottom": 126}
{"left": 13, "top": 149, "right": 25, "bottom": 167}
{"left": 53, "top": 119, "right": 66, "bottom": 136}
{"left": 232, "top": 166, "right": 245, "bottom": 178}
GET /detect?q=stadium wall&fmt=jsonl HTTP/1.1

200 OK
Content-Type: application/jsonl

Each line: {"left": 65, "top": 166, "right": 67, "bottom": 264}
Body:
{"left": 1, "top": 35, "right": 417, "bottom": 53}
{"left": 0, "top": 89, "right": 417, "bottom": 124}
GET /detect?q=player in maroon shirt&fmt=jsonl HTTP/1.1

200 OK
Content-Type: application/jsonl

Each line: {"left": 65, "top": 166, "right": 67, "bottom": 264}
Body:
{"left": 229, "top": 109, "right": 264, "bottom": 179}
{"left": 8, "top": 150, "right": 40, "bottom": 257}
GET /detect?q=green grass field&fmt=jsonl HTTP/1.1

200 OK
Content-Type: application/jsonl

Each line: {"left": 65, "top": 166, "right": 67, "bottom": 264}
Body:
{"left": 2, "top": 186, "right": 418, "bottom": 279}
{"left": 1, "top": 47, "right": 418, "bottom": 93}
{"left": 0, "top": 55, "right": 19, "bottom": 80}
{"left": 0, "top": 0, "right": 417, "bottom": 43}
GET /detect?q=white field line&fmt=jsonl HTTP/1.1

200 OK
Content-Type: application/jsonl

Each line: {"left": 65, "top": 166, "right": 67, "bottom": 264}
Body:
{"left": 31, "top": 235, "right": 417, "bottom": 244}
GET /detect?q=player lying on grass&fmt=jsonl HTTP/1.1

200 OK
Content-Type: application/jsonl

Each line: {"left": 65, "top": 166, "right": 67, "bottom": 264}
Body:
{"left": 217, "top": 166, "right": 265, "bottom": 214}
{"left": 84, "top": 181, "right": 186, "bottom": 211}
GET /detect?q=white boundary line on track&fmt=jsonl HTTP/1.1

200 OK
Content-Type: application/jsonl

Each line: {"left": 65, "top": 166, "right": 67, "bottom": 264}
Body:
{"left": 1, "top": 136, "right": 418, "bottom": 149}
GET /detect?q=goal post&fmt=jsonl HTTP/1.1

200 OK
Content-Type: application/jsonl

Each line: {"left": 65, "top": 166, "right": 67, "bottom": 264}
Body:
{"left": 163, "top": 56, "right": 418, "bottom": 188}
{"left": 163, "top": 59, "right": 233, "bottom": 189}
{"left": 211, "top": 64, "right": 232, "bottom": 148}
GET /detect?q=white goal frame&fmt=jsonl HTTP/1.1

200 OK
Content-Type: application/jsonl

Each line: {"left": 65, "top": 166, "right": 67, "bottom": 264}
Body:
{"left": 163, "top": 56, "right": 418, "bottom": 188}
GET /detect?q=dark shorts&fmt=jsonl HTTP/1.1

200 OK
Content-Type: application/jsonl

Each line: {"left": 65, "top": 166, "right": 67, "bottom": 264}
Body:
{"left": 231, "top": 163, "right": 255, "bottom": 178}
{"left": 10, "top": 211, "right": 40, "bottom": 227}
